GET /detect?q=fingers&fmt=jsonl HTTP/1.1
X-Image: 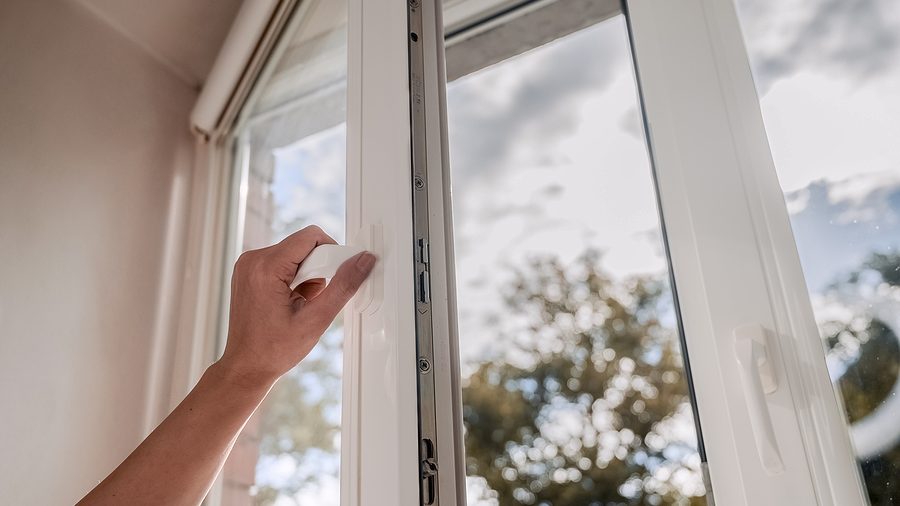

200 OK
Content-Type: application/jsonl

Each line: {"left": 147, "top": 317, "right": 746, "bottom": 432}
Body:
{"left": 298, "top": 252, "right": 377, "bottom": 335}
{"left": 293, "top": 278, "right": 326, "bottom": 300}
{"left": 276, "top": 225, "right": 337, "bottom": 263}
{"left": 269, "top": 225, "right": 337, "bottom": 282}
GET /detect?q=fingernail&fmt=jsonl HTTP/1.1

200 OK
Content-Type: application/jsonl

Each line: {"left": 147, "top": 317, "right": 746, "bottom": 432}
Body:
{"left": 356, "top": 252, "right": 377, "bottom": 272}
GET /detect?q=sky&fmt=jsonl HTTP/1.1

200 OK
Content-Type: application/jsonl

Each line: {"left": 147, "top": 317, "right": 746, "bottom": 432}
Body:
{"left": 446, "top": 0, "right": 900, "bottom": 362}
{"left": 442, "top": 1, "right": 900, "bottom": 502}
{"left": 260, "top": 0, "right": 900, "bottom": 365}
{"left": 735, "top": 0, "right": 900, "bottom": 294}
{"left": 249, "top": 0, "right": 900, "bottom": 503}
{"left": 446, "top": 16, "right": 665, "bottom": 365}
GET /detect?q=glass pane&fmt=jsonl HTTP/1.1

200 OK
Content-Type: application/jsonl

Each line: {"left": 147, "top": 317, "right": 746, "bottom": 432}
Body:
{"left": 446, "top": 11, "right": 708, "bottom": 505}
{"left": 734, "top": 0, "right": 900, "bottom": 502}
{"left": 221, "top": 1, "right": 347, "bottom": 505}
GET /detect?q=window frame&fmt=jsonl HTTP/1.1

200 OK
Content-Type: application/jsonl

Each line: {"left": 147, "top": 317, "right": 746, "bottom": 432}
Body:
{"left": 344, "top": 0, "right": 867, "bottom": 503}
{"left": 624, "top": 0, "right": 866, "bottom": 503}
{"left": 184, "top": 1, "right": 352, "bottom": 503}
{"left": 182, "top": 0, "right": 872, "bottom": 504}
{"left": 342, "top": 0, "right": 465, "bottom": 504}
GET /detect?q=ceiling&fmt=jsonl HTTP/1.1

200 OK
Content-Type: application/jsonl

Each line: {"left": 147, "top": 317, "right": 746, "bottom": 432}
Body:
{"left": 72, "top": 0, "right": 245, "bottom": 89}
{"left": 67, "top": 0, "right": 574, "bottom": 92}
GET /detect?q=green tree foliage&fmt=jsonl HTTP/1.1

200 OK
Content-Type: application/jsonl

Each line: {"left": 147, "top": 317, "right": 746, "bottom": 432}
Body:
{"left": 462, "top": 251, "right": 706, "bottom": 505}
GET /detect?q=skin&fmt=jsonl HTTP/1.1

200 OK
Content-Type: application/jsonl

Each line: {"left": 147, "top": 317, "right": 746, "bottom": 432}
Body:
{"left": 76, "top": 225, "right": 376, "bottom": 506}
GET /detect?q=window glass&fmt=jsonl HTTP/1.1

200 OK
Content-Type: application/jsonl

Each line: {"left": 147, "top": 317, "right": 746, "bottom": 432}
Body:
{"left": 446, "top": 13, "right": 708, "bottom": 505}
{"left": 221, "top": 1, "right": 347, "bottom": 505}
{"left": 734, "top": 0, "right": 900, "bottom": 501}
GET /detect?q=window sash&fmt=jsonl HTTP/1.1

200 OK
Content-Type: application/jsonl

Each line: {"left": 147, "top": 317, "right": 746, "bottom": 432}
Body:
{"left": 195, "top": 0, "right": 871, "bottom": 504}
{"left": 342, "top": 0, "right": 464, "bottom": 504}
{"left": 624, "top": 0, "right": 866, "bottom": 504}
{"left": 342, "top": 0, "right": 867, "bottom": 503}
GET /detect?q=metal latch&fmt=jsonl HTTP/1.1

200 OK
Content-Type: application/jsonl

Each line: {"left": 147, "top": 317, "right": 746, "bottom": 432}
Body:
{"left": 420, "top": 438, "right": 438, "bottom": 505}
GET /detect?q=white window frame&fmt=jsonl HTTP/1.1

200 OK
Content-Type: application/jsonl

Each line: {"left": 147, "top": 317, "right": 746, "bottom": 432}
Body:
{"left": 342, "top": 0, "right": 464, "bottom": 504}
{"left": 176, "top": 0, "right": 873, "bottom": 505}
{"left": 625, "top": 1, "right": 866, "bottom": 504}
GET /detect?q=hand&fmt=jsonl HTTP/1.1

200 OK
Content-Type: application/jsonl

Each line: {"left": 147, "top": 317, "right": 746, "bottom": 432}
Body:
{"left": 218, "top": 225, "right": 376, "bottom": 389}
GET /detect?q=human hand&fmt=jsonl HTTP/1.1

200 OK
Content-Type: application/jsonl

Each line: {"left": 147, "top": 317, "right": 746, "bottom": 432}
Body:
{"left": 218, "top": 225, "right": 376, "bottom": 389}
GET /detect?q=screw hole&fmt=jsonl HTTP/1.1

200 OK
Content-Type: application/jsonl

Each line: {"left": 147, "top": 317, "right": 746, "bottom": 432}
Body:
{"left": 410, "top": 32, "right": 419, "bottom": 42}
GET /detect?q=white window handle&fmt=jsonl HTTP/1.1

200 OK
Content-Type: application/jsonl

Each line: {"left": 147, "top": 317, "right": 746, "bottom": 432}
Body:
{"left": 734, "top": 323, "right": 785, "bottom": 475}
{"left": 289, "top": 244, "right": 365, "bottom": 290}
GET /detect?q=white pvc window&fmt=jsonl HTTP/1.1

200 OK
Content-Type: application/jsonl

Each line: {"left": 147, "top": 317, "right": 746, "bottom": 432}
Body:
{"left": 343, "top": 0, "right": 868, "bottom": 503}
{"left": 625, "top": 0, "right": 866, "bottom": 503}
{"left": 732, "top": 1, "right": 900, "bottom": 502}
{"left": 202, "top": 0, "right": 881, "bottom": 505}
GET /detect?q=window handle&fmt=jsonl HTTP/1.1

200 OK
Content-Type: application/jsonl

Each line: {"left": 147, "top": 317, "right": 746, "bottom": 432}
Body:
{"left": 290, "top": 244, "right": 365, "bottom": 290}
{"left": 734, "top": 323, "right": 785, "bottom": 475}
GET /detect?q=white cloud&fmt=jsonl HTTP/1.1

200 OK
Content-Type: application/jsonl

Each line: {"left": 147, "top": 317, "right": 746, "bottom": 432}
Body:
{"left": 272, "top": 124, "right": 347, "bottom": 242}
{"left": 447, "top": 16, "right": 671, "bottom": 364}
{"left": 736, "top": 0, "right": 900, "bottom": 93}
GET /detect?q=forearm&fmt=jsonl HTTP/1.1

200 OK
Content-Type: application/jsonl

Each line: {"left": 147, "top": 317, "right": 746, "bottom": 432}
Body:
{"left": 77, "top": 227, "right": 374, "bottom": 505}
{"left": 77, "top": 361, "right": 274, "bottom": 506}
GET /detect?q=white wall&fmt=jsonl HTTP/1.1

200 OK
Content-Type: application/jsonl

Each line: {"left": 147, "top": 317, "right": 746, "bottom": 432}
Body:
{"left": 0, "top": 0, "right": 197, "bottom": 503}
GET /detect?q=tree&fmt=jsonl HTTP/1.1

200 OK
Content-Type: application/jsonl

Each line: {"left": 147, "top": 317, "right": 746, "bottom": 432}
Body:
{"left": 249, "top": 250, "right": 900, "bottom": 505}
{"left": 462, "top": 250, "right": 706, "bottom": 505}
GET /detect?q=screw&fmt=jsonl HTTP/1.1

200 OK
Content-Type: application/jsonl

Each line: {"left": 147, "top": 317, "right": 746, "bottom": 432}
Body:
{"left": 414, "top": 176, "right": 425, "bottom": 190}
{"left": 418, "top": 358, "right": 431, "bottom": 373}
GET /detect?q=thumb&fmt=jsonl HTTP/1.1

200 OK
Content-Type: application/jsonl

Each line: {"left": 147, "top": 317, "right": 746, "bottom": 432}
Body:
{"left": 298, "top": 252, "right": 377, "bottom": 335}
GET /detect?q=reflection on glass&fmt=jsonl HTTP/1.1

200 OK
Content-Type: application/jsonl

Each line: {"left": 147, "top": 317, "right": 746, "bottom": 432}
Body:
{"left": 241, "top": 128, "right": 346, "bottom": 506}
{"left": 447, "top": 14, "right": 707, "bottom": 505}
{"left": 223, "top": 1, "right": 347, "bottom": 505}
{"left": 734, "top": 0, "right": 900, "bottom": 501}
